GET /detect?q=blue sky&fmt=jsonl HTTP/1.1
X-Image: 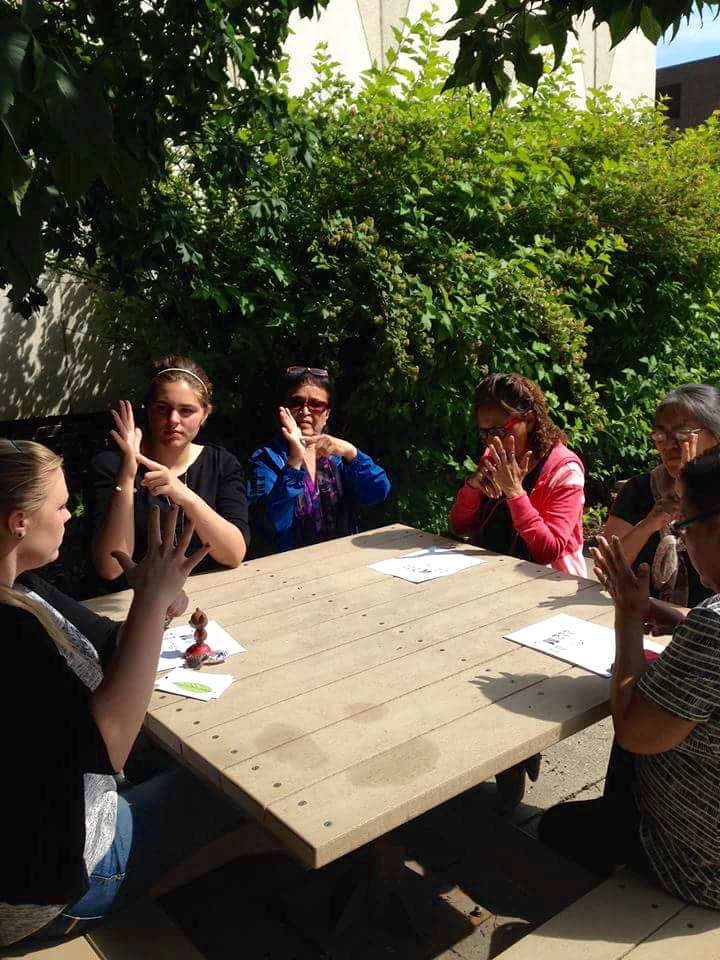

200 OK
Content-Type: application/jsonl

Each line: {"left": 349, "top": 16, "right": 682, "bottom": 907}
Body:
{"left": 657, "top": 10, "right": 720, "bottom": 67}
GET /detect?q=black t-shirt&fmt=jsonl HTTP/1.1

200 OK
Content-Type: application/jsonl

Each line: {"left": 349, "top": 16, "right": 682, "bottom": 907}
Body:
{"left": 471, "top": 454, "right": 548, "bottom": 560}
{"left": 610, "top": 472, "right": 711, "bottom": 607}
{"left": 91, "top": 444, "right": 250, "bottom": 586}
{"left": 1, "top": 574, "right": 118, "bottom": 905}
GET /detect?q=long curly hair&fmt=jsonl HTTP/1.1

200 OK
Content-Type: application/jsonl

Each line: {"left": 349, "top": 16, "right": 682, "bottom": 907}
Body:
{"left": 473, "top": 373, "right": 566, "bottom": 459}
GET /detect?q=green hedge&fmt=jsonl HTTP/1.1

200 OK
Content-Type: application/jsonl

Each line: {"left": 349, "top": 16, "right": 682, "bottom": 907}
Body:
{"left": 92, "top": 13, "right": 720, "bottom": 533}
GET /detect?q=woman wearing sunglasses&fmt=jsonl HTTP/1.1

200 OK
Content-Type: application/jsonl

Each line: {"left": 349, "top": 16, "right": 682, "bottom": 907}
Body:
{"left": 247, "top": 366, "right": 391, "bottom": 554}
{"left": 601, "top": 384, "right": 720, "bottom": 613}
{"left": 539, "top": 446, "right": 720, "bottom": 909}
{"left": 450, "top": 372, "right": 587, "bottom": 577}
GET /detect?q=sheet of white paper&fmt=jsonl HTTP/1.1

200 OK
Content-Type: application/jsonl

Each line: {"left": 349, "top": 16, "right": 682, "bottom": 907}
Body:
{"left": 504, "top": 613, "right": 665, "bottom": 678}
{"left": 158, "top": 621, "right": 245, "bottom": 673}
{"left": 154, "top": 668, "right": 234, "bottom": 701}
{"left": 368, "top": 547, "right": 486, "bottom": 584}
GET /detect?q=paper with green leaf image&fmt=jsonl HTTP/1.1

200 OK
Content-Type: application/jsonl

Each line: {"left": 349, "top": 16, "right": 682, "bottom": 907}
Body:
{"left": 174, "top": 681, "right": 213, "bottom": 694}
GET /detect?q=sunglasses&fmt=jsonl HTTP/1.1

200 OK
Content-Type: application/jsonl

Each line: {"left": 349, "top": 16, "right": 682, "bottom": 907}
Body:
{"left": 670, "top": 507, "right": 720, "bottom": 535}
{"left": 477, "top": 416, "right": 524, "bottom": 443}
{"left": 286, "top": 366, "right": 329, "bottom": 379}
{"left": 287, "top": 395, "right": 329, "bottom": 415}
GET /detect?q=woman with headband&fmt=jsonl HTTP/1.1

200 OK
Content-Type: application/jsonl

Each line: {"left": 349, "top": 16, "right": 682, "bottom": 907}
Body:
{"left": 91, "top": 356, "right": 249, "bottom": 586}
{"left": 247, "top": 366, "right": 390, "bottom": 554}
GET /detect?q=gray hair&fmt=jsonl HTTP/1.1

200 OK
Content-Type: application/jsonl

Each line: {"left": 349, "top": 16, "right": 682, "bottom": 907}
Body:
{"left": 656, "top": 383, "right": 720, "bottom": 437}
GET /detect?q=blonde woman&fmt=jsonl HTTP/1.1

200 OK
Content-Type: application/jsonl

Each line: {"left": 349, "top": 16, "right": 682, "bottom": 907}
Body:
{"left": 0, "top": 440, "right": 239, "bottom": 947}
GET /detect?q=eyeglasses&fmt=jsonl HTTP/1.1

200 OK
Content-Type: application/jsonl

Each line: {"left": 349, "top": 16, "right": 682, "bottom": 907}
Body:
{"left": 650, "top": 427, "right": 703, "bottom": 447}
{"left": 477, "top": 416, "right": 524, "bottom": 443}
{"left": 670, "top": 507, "right": 720, "bottom": 535}
{"left": 286, "top": 366, "right": 329, "bottom": 379}
{"left": 287, "top": 395, "right": 329, "bottom": 415}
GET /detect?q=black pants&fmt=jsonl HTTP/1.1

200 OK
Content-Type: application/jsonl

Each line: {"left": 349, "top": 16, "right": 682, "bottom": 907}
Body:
{"left": 538, "top": 740, "right": 651, "bottom": 877}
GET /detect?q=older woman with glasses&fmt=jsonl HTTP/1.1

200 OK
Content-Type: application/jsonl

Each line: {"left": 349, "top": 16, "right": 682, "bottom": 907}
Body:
{"left": 247, "top": 366, "right": 390, "bottom": 555}
{"left": 539, "top": 446, "right": 720, "bottom": 909}
{"left": 602, "top": 383, "right": 720, "bottom": 612}
{"left": 450, "top": 372, "right": 587, "bottom": 576}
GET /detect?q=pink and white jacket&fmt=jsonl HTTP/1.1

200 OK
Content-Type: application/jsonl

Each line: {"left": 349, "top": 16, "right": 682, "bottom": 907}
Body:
{"left": 449, "top": 442, "right": 587, "bottom": 577}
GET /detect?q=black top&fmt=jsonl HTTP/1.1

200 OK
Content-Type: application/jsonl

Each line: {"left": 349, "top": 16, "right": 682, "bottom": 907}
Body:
{"left": 610, "top": 472, "right": 712, "bottom": 608}
{"left": 91, "top": 444, "right": 250, "bottom": 587}
{"left": 471, "top": 455, "right": 547, "bottom": 559}
{"left": 1, "top": 574, "right": 119, "bottom": 905}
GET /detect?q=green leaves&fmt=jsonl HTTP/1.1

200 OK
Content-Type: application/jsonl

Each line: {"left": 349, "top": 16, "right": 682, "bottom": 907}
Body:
{"left": 444, "top": 1, "right": 709, "bottom": 99}
{"left": 0, "top": 118, "right": 31, "bottom": 213}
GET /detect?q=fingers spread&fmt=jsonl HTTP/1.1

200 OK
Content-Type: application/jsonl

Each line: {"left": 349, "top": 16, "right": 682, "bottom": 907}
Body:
{"left": 162, "top": 504, "right": 179, "bottom": 545}
{"left": 184, "top": 542, "right": 212, "bottom": 574}
{"left": 176, "top": 520, "right": 196, "bottom": 557}
{"left": 110, "top": 550, "right": 134, "bottom": 574}
{"left": 148, "top": 505, "right": 161, "bottom": 551}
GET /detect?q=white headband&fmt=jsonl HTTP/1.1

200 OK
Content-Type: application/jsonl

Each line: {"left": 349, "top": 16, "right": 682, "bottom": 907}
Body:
{"left": 154, "top": 367, "right": 208, "bottom": 394}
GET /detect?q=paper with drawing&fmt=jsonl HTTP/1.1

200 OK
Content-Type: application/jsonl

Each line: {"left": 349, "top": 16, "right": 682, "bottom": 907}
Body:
{"left": 505, "top": 614, "right": 664, "bottom": 678}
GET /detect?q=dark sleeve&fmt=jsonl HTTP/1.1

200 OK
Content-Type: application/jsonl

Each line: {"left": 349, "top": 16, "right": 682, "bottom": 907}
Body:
{"left": 609, "top": 475, "right": 652, "bottom": 526}
{"left": 19, "top": 573, "right": 121, "bottom": 670}
{"left": 3, "top": 605, "right": 114, "bottom": 774}
{"left": 90, "top": 449, "right": 122, "bottom": 536}
{"left": 214, "top": 449, "right": 250, "bottom": 545}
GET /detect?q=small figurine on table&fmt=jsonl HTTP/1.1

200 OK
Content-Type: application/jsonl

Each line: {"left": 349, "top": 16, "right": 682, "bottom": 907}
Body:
{"left": 184, "top": 608, "right": 227, "bottom": 669}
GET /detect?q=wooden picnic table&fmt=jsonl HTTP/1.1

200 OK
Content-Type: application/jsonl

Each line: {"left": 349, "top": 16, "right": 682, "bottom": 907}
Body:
{"left": 84, "top": 523, "right": 614, "bottom": 872}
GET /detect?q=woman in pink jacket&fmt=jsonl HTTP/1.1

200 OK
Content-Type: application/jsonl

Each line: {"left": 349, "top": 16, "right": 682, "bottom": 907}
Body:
{"left": 450, "top": 372, "right": 586, "bottom": 577}
{"left": 450, "top": 372, "right": 587, "bottom": 810}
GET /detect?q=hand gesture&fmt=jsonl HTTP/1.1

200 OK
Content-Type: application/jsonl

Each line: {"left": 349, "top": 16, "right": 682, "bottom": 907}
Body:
{"left": 486, "top": 436, "right": 532, "bottom": 500}
{"left": 467, "top": 453, "right": 503, "bottom": 498}
{"left": 109, "top": 552, "right": 189, "bottom": 623}
{"left": 279, "top": 406, "right": 305, "bottom": 466}
{"left": 136, "top": 453, "right": 187, "bottom": 504}
{"left": 113, "top": 506, "right": 210, "bottom": 609}
{"left": 302, "top": 434, "right": 357, "bottom": 461}
{"left": 591, "top": 535, "right": 650, "bottom": 620}
{"left": 110, "top": 401, "right": 142, "bottom": 479}
{"left": 644, "top": 501, "right": 676, "bottom": 534}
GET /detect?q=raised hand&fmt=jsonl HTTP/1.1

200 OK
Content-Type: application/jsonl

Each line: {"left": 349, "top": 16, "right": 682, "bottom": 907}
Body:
{"left": 121, "top": 505, "right": 210, "bottom": 609}
{"left": 110, "top": 401, "right": 143, "bottom": 479}
{"left": 109, "top": 550, "right": 189, "bottom": 623}
{"left": 279, "top": 406, "right": 306, "bottom": 467}
{"left": 135, "top": 452, "right": 188, "bottom": 504}
{"left": 467, "top": 450, "right": 503, "bottom": 498}
{"left": 302, "top": 433, "right": 357, "bottom": 461}
{"left": 486, "top": 436, "right": 532, "bottom": 499}
{"left": 591, "top": 535, "right": 650, "bottom": 620}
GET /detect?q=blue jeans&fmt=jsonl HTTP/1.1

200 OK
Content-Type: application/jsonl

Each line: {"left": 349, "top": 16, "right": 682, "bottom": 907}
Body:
{"left": 34, "top": 766, "right": 241, "bottom": 940}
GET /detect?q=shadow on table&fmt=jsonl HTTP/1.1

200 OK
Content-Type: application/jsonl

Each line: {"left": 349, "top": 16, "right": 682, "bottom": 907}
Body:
{"left": 469, "top": 670, "right": 608, "bottom": 722}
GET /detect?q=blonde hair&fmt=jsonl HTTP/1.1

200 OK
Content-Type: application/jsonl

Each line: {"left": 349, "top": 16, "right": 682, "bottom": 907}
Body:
{"left": 0, "top": 439, "right": 73, "bottom": 656}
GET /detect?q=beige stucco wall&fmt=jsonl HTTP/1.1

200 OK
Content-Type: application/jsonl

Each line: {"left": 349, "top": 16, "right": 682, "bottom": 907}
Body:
{"left": 286, "top": 1, "right": 656, "bottom": 103}
{"left": 0, "top": 277, "right": 129, "bottom": 421}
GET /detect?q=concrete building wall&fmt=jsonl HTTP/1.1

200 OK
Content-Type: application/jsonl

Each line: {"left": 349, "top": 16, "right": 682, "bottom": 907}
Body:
{"left": 656, "top": 56, "right": 720, "bottom": 129}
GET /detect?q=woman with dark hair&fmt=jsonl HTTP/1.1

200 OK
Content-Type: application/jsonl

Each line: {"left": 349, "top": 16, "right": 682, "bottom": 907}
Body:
{"left": 247, "top": 365, "right": 390, "bottom": 554}
{"left": 539, "top": 445, "right": 720, "bottom": 910}
{"left": 602, "top": 383, "right": 720, "bottom": 610}
{"left": 91, "top": 355, "right": 249, "bottom": 587}
{"left": 450, "top": 372, "right": 586, "bottom": 576}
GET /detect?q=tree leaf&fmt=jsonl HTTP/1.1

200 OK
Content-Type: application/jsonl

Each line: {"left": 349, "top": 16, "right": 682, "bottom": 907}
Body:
{"left": 0, "top": 117, "right": 31, "bottom": 213}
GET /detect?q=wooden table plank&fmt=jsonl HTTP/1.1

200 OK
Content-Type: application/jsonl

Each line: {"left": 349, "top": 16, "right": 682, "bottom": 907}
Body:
{"left": 220, "top": 608, "right": 610, "bottom": 819}
{"left": 626, "top": 903, "right": 720, "bottom": 958}
{"left": 147, "top": 554, "right": 561, "bottom": 743}
{"left": 180, "top": 593, "right": 612, "bottom": 786}
{"left": 498, "top": 871, "right": 685, "bottom": 960}
{"left": 254, "top": 660, "right": 611, "bottom": 866}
